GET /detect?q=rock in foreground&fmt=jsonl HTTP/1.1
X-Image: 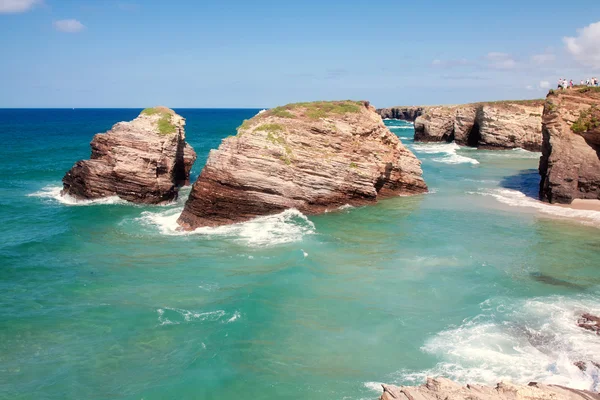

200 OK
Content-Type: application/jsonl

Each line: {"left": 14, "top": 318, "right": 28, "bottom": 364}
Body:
{"left": 380, "top": 377, "right": 600, "bottom": 400}
{"left": 177, "top": 101, "right": 427, "bottom": 229}
{"left": 413, "top": 101, "right": 544, "bottom": 151}
{"left": 62, "top": 107, "right": 197, "bottom": 204}
{"left": 539, "top": 88, "right": 600, "bottom": 204}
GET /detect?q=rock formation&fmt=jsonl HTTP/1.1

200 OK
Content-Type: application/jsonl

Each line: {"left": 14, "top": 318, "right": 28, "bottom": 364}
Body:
{"left": 539, "top": 88, "right": 600, "bottom": 204}
{"left": 379, "top": 378, "right": 600, "bottom": 400}
{"left": 377, "top": 106, "right": 427, "bottom": 121}
{"left": 177, "top": 101, "right": 427, "bottom": 229}
{"left": 413, "top": 101, "right": 544, "bottom": 151}
{"left": 62, "top": 107, "right": 197, "bottom": 204}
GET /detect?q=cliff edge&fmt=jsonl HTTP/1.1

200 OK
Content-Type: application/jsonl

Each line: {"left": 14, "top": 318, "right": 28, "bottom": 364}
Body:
{"left": 177, "top": 100, "right": 427, "bottom": 230}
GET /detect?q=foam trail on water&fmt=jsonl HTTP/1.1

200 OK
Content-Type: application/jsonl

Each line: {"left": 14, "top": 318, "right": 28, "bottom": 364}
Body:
{"left": 476, "top": 189, "right": 600, "bottom": 226}
{"left": 411, "top": 143, "right": 479, "bottom": 165}
{"left": 395, "top": 295, "right": 600, "bottom": 391}
{"left": 138, "top": 208, "right": 316, "bottom": 247}
{"left": 28, "top": 185, "right": 126, "bottom": 206}
{"left": 388, "top": 126, "right": 414, "bottom": 130}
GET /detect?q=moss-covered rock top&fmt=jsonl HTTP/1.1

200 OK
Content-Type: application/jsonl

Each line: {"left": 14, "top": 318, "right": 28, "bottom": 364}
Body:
{"left": 140, "top": 106, "right": 177, "bottom": 135}
{"left": 266, "top": 100, "right": 365, "bottom": 120}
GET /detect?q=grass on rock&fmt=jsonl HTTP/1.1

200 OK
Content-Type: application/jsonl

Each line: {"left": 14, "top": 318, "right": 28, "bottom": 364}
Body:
{"left": 266, "top": 100, "right": 364, "bottom": 120}
{"left": 141, "top": 107, "right": 176, "bottom": 135}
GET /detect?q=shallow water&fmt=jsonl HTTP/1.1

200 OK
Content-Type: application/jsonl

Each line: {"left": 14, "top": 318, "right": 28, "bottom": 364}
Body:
{"left": 2, "top": 111, "right": 600, "bottom": 399}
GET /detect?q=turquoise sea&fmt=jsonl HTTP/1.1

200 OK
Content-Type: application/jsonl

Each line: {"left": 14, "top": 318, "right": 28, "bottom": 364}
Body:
{"left": 2, "top": 109, "right": 600, "bottom": 400}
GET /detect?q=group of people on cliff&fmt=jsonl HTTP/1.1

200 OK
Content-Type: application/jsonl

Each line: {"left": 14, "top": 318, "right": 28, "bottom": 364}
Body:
{"left": 558, "top": 77, "right": 598, "bottom": 89}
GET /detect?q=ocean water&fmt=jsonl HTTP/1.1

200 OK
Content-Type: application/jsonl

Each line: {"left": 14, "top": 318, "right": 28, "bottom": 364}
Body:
{"left": 2, "top": 110, "right": 600, "bottom": 400}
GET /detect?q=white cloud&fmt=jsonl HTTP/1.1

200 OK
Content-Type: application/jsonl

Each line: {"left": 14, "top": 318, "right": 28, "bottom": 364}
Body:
{"left": 431, "top": 58, "right": 470, "bottom": 68}
{"left": 539, "top": 81, "right": 550, "bottom": 89}
{"left": 432, "top": 59, "right": 442, "bottom": 66}
{"left": 526, "top": 85, "right": 534, "bottom": 90}
{"left": 564, "top": 21, "right": 600, "bottom": 69}
{"left": 531, "top": 53, "right": 556, "bottom": 64}
{"left": 485, "top": 52, "right": 516, "bottom": 69}
{"left": 0, "top": 0, "right": 40, "bottom": 13}
{"left": 53, "top": 19, "right": 85, "bottom": 33}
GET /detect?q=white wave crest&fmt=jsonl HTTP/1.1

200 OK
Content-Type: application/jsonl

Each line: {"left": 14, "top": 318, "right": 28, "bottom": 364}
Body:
{"left": 397, "top": 295, "right": 600, "bottom": 391}
{"left": 157, "top": 307, "right": 227, "bottom": 326}
{"left": 476, "top": 189, "right": 600, "bottom": 226}
{"left": 138, "top": 208, "right": 316, "bottom": 247}
{"left": 411, "top": 142, "right": 479, "bottom": 165}
{"left": 480, "top": 148, "right": 542, "bottom": 159}
{"left": 28, "top": 185, "right": 126, "bottom": 206}
{"left": 226, "top": 311, "right": 241, "bottom": 323}
{"left": 388, "top": 126, "right": 414, "bottom": 130}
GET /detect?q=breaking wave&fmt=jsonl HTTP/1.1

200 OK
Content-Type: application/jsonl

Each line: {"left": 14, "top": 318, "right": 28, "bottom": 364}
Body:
{"left": 157, "top": 307, "right": 239, "bottom": 326}
{"left": 395, "top": 295, "right": 600, "bottom": 391}
{"left": 411, "top": 143, "right": 480, "bottom": 165}
{"left": 137, "top": 207, "right": 316, "bottom": 247}
{"left": 474, "top": 188, "right": 600, "bottom": 226}
{"left": 28, "top": 185, "right": 127, "bottom": 206}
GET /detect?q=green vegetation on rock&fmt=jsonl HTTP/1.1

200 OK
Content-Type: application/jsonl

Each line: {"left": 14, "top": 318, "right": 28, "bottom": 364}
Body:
{"left": 572, "top": 105, "right": 600, "bottom": 134}
{"left": 140, "top": 107, "right": 176, "bottom": 135}
{"left": 256, "top": 123, "right": 285, "bottom": 134}
{"left": 266, "top": 100, "right": 364, "bottom": 120}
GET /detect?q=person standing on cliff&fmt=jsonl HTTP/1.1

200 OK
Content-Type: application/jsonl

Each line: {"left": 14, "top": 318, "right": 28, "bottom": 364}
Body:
{"left": 570, "top": 80, "right": 574, "bottom": 88}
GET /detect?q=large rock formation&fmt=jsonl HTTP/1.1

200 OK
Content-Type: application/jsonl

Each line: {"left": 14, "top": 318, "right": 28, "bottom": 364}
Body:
{"left": 413, "top": 101, "right": 544, "bottom": 151}
{"left": 379, "top": 378, "right": 600, "bottom": 400}
{"left": 177, "top": 101, "right": 427, "bottom": 229}
{"left": 377, "top": 106, "right": 428, "bottom": 121}
{"left": 539, "top": 88, "right": 600, "bottom": 204}
{"left": 62, "top": 107, "right": 197, "bottom": 204}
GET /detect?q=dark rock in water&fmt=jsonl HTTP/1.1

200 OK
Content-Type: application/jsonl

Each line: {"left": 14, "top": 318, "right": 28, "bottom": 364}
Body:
{"left": 62, "top": 107, "right": 197, "bottom": 204}
{"left": 574, "top": 361, "right": 587, "bottom": 371}
{"left": 578, "top": 313, "right": 600, "bottom": 335}
{"left": 539, "top": 88, "right": 600, "bottom": 204}
{"left": 177, "top": 101, "right": 427, "bottom": 229}
{"left": 379, "top": 377, "right": 600, "bottom": 400}
{"left": 529, "top": 272, "right": 587, "bottom": 290}
{"left": 376, "top": 106, "right": 426, "bottom": 121}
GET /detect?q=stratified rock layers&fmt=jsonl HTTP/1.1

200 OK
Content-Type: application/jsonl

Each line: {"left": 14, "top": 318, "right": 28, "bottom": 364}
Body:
{"left": 539, "top": 89, "right": 600, "bottom": 204}
{"left": 177, "top": 101, "right": 427, "bottom": 229}
{"left": 379, "top": 378, "right": 600, "bottom": 400}
{"left": 62, "top": 107, "right": 197, "bottom": 204}
{"left": 376, "top": 106, "right": 427, "bottom": 121}
{"left": 413, "top": 101, "right": 544, "bottom": 151}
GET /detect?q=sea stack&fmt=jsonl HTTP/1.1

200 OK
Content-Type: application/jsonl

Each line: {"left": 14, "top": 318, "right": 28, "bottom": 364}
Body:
{"left": 539, "top": 88, "right": 600, "bottom": 204}
{"left": 62, "top": 107, "right": 197, "bottom": 204}
{"left": 177, "top": 100, "right": 427, "bottom": 229}
{"left": 412, "top": 101, "right": 544, "bottom": 151}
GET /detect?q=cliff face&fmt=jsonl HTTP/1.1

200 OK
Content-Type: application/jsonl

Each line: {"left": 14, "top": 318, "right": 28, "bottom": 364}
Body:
{"left": 413, "top": 101, "right": 544, "bottom": 151}
{"left": 379, "top": 378, "right": 600, "bottom": 400}
{"left": 376, "top": 106, "right": 427, "bottom": 121}
{"left": 539, "top": 88, "right": 600, "bottom": 204}
{"left": 177, "top": 101, "right": 427, "bottom": 230}
{"left": 62, "top": 107, "right": 197, "bottom": 204}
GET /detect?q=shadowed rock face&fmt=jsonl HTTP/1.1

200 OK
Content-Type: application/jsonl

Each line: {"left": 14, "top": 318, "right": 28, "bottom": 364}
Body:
{"left": 177, "top": 101, "right": 427, "bottom": 229}
{"left": 539, "top": 89, "right": 600, "bottom": 204}
{"left": 413, "top": 101, "right": 544, "bottom": 151}
{"left": 379, "top": 378, "right": 600, "bottom": 400}
{"left": 62, "top": 107, "right": 197, "bottom": 204}
{"left": 376, "top": 106, "right": 427, "bottom": 122}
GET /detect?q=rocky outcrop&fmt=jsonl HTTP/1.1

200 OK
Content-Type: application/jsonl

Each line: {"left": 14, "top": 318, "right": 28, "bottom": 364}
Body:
{"left": 539, "top": 89, "right": 600, "bottom": 204}
{"left": 177, "top": 101, "right": 427, "bottom": 229}
{"left": 413, "top": 101, "right": 544, "bottom": 151}
{"left": 379, "top": 378, "right": 600, "bottom": 400}
{"left": 377, "top": 106, "right": 427, "bottom": 121}
{"left": 62, "top": 107, "right": 197, "bottom": 204}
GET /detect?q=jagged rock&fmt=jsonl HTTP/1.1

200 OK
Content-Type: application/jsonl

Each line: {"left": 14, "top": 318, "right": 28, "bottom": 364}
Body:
{"left": 413, "top": 101, "right": 544, "bottom": 151}
{"left": 380, "top": 377, "right": 600, "bottom": 400}
{"left": 539, "top": 89, "right": 600, "bottom": 204}
{"left": 578, "top": 313, "right": 600, "bottom": 334}
{"left": 177, "top": 101, "right": 427, "bottom": 229}
{"left": 62, "top": 107, "right": 197, "bottom": 204}
{"left": 377, "top": 106, "right": 428, "bottom": 121}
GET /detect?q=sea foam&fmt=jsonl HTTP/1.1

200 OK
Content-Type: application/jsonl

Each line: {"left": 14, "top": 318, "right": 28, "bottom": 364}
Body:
{"left": 395, "top": 295, "right": 600, "bottom": 391}
{"left": 28, "top": 185, "right": 126, "bottom": 206}
{"left": 138, "top": 207, "right": 316, "bottom": 247}
{"left": 411, "top": 142, "right": 479, "bottom": 165}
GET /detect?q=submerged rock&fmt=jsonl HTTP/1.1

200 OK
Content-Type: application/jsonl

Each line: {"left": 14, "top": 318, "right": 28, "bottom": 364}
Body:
{"left": 376, "top": 106, "right": 427, "bottom": 121}
{"left": 177, "top": 100, "right": 427, "bottom": 229}
{"left": 379, "top": 377, "right": 600, "bottom": 400}
{"left": 413, "top": 101, "right": 544, "bottom": 151}
{"left": 578, "top": 313, "right": 600, "bottom": 335}
{"left": 539, "top": 88, "right": 600, "bottom": 204}
{"left": 62, "top": 107, "right": 197, "bottom": 204}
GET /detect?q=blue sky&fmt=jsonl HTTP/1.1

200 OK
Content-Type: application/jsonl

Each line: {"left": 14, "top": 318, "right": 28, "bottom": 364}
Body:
{"left": 1, "top": 0, "right": 600, "bottom": 108}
